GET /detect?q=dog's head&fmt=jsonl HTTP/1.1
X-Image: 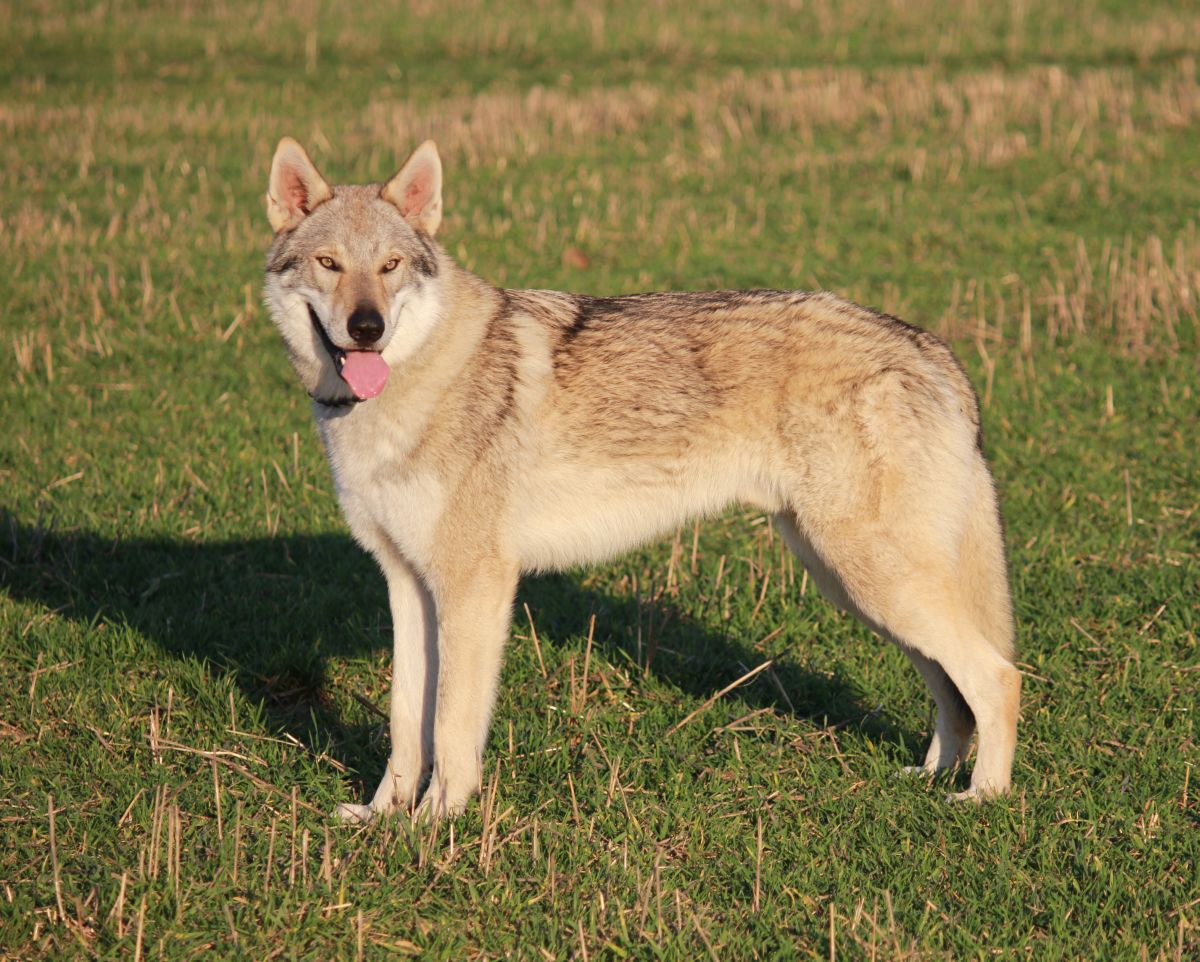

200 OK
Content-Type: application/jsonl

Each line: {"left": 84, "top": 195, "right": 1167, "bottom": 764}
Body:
{"left": 262, "top": 138, "right": 444, "bottom": 404}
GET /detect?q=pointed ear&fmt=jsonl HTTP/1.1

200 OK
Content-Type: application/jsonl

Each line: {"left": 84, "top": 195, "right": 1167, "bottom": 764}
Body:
{"left": 381, "top": 140, "right": 443, "bottom": 236}
{"left": 266, "top": 137, "right": 333, "bottom": 233}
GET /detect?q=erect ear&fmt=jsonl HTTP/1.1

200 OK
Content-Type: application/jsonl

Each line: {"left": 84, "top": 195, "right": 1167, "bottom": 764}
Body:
{"left": 266, "top": 137, "right": 333, "bottom": 233}
{"left": 381, "top": 140, "right": 443, "bottom": 236}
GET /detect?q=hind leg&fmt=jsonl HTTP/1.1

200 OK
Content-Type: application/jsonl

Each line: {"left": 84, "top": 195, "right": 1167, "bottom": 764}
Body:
{"left": 855, "top": 592, "right": 1019, "bottom": 798}
{"left": 774, "top": 511, "right": 1018, "bottom": 798}
{"left": 918, "top": 628, "right": 1019, "bottom": 799}
{"left": 901, "top": 649, "right": 975, "bottom": 774}
{"left": 774, "top": 513, "right": 975, "bottom": 777}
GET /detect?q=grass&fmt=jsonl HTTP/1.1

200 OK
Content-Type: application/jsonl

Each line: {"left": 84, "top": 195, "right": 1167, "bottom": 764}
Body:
{"left": 2, "top": 0, "right": 1198, "bottom": 958}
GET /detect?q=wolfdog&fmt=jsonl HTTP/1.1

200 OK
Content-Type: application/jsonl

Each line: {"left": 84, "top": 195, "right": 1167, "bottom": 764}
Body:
{"left": 262, "top": 137, "right": 1020, "bottom": 821}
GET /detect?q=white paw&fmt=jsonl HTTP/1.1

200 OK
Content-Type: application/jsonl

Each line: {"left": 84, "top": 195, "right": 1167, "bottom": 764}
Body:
{"left": 412, "top": 794, "right": 467, "bottom": 822}
{"left": 948, "top": 780, "right": 1009, "bottom": 803}
{"left": 412, "top": 773, "right": 475, "bottom": 822}
{"left": 335, "top": 802, "right": 376, "bottom": 823}
{"left": 897, "top": 764, "right": 936, "bottom": 778}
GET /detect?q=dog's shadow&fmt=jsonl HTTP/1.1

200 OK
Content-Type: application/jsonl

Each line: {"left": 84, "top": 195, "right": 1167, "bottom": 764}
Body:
{"left": 519, "top": 572, "right": 907, "bottom": 745}
{"left": 1, "top": 515, "right": 914, "bottom": 787}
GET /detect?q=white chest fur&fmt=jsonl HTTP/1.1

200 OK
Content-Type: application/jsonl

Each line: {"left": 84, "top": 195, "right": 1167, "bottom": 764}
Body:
{"left": 317, "top": 406, "right": 446, "bottom": 569}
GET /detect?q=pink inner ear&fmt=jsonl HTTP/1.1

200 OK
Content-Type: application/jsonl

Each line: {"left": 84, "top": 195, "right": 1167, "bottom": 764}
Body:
{"left": 282, "top": 167, "right": 310, "bottom": 213}
{"left": 402, "top": 171, "right": 431, "bottom": 216}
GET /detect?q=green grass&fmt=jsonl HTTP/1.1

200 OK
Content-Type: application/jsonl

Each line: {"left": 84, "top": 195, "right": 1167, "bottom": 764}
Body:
{"left": 2, "top": 1, "right": 1199, "bottom": 958}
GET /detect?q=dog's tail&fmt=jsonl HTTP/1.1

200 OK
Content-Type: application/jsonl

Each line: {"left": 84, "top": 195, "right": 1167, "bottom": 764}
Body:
{"left": 959, "top": 460, "right": 1016, "bottom": 660}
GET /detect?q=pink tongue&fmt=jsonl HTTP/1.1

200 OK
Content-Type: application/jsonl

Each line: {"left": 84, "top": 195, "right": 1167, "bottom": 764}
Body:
{"left": 339, "top": 351, "right": 390, "bottom": 400}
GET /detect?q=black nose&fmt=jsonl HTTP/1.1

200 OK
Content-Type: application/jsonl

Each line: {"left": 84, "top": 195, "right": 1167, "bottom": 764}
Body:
{"left": 347, "top": 305, "right": 385, "bottom": 345}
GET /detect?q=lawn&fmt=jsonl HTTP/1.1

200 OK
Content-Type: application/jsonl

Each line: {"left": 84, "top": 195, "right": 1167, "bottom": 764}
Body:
{"left": 1, "top": 1, "right": 1198, "bottom": 958}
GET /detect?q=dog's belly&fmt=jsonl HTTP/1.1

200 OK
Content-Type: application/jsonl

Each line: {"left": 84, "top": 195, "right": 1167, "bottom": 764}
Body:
{"left": 510, "top": 455, "right": 778, "bottom": 573}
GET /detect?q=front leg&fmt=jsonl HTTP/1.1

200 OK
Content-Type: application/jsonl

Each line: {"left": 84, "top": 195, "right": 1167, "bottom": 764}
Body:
{"left": 337, "top": 552, "right": 438, "bottom": 822}
{"left": 420, "top": 561, "right": 519, "bottom": 819}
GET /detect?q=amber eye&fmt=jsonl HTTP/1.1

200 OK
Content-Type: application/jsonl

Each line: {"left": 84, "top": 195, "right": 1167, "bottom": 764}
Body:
{"left": 316, "top": 255, "right": 339, "bottom": 271}
{"left": 381, "top": 256, "right": 402, "bottom": 274}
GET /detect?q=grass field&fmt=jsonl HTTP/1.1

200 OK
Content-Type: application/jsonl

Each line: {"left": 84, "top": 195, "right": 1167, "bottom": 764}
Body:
{"left": 2, "top": 1, "right": 1199, "bottom": 958}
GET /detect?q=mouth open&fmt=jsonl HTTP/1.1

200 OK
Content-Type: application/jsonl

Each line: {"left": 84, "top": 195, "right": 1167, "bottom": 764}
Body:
{"left": 308, "top": 305, "right": 390, "bottom": 400}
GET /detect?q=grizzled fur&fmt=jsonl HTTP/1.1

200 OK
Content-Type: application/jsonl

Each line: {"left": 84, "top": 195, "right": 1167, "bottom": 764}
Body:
{"left": 262, "top": 138, "right": 1020, "bottom": 821}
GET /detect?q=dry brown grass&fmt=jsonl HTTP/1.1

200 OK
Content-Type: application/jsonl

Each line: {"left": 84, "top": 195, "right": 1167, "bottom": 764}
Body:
{"left": 937, "top": 226, "right": 1200, "bottom": 351}
{"left": 350, "top": 61, "right": 1200, "bottom": 173}
{"left": 0, "top": 0, "right": 1195, "bottom": 423}
{"left": 4, "top": 54, "right": 1196, "bottom": 373}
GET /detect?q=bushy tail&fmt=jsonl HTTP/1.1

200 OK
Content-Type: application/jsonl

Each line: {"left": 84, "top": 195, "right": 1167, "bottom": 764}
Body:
{"left": 959, "top": 462, "right": 1016, "bottom": 660}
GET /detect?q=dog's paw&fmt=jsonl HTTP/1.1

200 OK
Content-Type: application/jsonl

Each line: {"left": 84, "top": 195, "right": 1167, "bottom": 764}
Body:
{"left": 412, "top": 794, "right": 468, "bottom": 823}
{"left": 896, "top": 764, "right": 936, "bottom": 778}
{"left": 947, "top": 781, "right": 1009, "bottom": 803}
{"left": 946, "top": 787, "right": 987, "bottom": 803}
{"left": 411, "top": 774, "right": 474, "bottom": 822}
{"left": 335, "top": 802, "right": 376, "bottom": 824}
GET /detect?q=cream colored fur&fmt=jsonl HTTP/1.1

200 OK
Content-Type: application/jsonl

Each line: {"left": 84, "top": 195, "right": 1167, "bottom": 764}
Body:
{"left": 262, "top": 139, "right": 1020, "bottom": 821}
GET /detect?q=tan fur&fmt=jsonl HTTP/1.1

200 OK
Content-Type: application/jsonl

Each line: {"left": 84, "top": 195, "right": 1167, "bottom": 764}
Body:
{"left": 262, "top": 139, "right": 1020, "bottom": 820}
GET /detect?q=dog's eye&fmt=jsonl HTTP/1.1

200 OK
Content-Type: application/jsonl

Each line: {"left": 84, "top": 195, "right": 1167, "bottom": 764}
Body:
{"left": 381, "top": 256, "right": 402, "bottom": 274}
{"left": 316, "top": 256, "right": 339, "bottom": 272}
